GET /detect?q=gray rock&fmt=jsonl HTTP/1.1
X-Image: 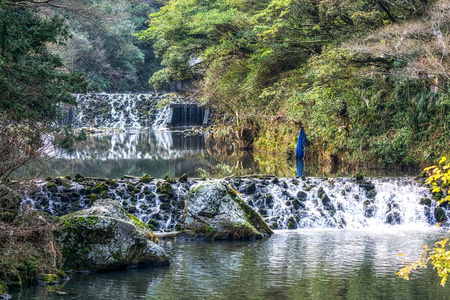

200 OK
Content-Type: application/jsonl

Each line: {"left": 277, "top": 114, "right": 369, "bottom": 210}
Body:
{"left": 297, "top": 191, "right": 308, "bottom": 202}
{"left": 58, "top": 199, "right": 169, "bottom": 272}
{"left": 435, "top": 206, "right": 448, "bottom": 223}
{"left": 184, "top": 182, "right": 273, "bottom": 240}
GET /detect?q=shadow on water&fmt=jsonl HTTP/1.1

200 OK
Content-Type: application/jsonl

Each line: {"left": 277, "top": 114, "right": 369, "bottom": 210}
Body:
{"left": 14, "top": 131, "right": 420, "bottom": 179}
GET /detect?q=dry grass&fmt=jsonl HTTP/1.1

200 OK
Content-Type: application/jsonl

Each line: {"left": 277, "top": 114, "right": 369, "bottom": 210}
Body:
{"left": 0, "top": 198, "right": 62, "bottom": 290}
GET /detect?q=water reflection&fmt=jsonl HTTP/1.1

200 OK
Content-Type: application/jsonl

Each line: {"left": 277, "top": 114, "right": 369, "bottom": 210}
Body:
{"left": 296, "top": 158, "right": 305, "bottom": 177}
{"left": 15, "top": 131, "right": 214, "bottom": 179}
{"left": 15, "top": 229, "right": 450, "bottom": 299}
{"left": 14, "top": 131, "right": 420, "bottom": 179}
{"left": 60, "top": 130, "right": 207, "bottom": 160}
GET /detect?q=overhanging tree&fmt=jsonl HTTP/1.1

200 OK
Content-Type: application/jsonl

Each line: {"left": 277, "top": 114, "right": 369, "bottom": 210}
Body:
{"left": 0, "top": 3, "right": 85, "bottom": 180}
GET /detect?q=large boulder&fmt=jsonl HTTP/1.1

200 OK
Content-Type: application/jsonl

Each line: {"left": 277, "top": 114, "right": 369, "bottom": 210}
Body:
{"left": 184, "top": 182, "right": 273, "bottom": 240}
{"left": 58, "top": 199, "right": 169, "bottom": 272}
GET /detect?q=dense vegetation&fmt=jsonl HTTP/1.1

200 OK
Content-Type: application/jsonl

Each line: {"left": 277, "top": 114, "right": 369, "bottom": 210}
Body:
{"left": 139, "top": 0, "right": 450, "bottom": 166}
{"left": 1, "top": 0, "right": 450, "bottom": 294}
{"left": 0, "top": 1, "right": 83, "bottom": 292}
{"left": 50, "top": 0, "right": 162, "bottom": 91}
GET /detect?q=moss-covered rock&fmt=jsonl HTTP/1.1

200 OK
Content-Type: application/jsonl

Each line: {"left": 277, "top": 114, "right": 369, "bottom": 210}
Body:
{"left": 46, "top": 182, "right": 57, "bottom": 193}
{"left": 296, "top": 191, "right": 308, "bottom": 202}
{"left": 419, "top": 198, "right": 432, "bottom": 207}
{"left": 89, "top": 193, "right": 97, "bottom": 205}
{"left": 364, "top": 200, "right": 375, "bottom": 218}
{"left": 163, "top": 174, "right": 174, "bottom": 184}
{"left": 353, "top": 173, "right": 364, "bottom": 182}
{"left": 318, "top": 187, "right": 333, "bottom": 210}
{"left": 75, "top": 174, "right": 85, "bottom": 182}
{"left": 93, "top": 183, "right": 108, "bottom": 194}
{"left": 184, "top": 182, "right": 273, "bottom": 240}
{"left": 156, "top": 182, "right": 173, "bottom": 196}
{"left": 435, "top": 206, "right": 448, "bottom": 223}
{"left": 38, "top": 274, "right": 59, "bottom": 285}
{"left": 106, "top": 179, "right": 118, "bottom": 188}
{"left": 292, "top": 199, "right": 303, "bottom": 210}
{"left": 179, "top": 173, "right": 188, "bottom": 183}
{"left": 140, "top": 174, "right": 154, "bottom": 184}
{"left": 287, "top": 219, "right": 297, "bottom": 230}
{"left": 58, "top": 199, "right": 169, "bottom": 272}
{"left": 54, "top": 177, "right": 65, "bottom": 185}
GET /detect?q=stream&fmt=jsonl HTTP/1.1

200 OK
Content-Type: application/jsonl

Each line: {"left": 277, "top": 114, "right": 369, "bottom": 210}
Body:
{"left": 10, "top": 93, "right": 450, "bottom": 299}
{"left": 13, "top": 229, "right": 450, "bottom": 299}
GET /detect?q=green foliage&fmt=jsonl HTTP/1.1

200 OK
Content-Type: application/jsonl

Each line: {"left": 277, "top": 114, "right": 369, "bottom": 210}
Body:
{"left": 140, "top": 0, "right": 449, "bottom": 166}
{"left": 205, "top": 226, "right": 216, "bottom": 238}
{"left": 0, "top": 210, "right": 63, "bottom": 292}
{"left": 54, "top": 0, "right": 162, "bottom": 91}
{"left": 0, "top": 6, "right": 85, "bottom": 122}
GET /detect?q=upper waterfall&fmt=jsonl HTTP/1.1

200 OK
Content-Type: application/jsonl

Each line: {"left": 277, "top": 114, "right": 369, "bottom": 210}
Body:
{"left": 71, "top": 93, "right": 207, "bottom": 129}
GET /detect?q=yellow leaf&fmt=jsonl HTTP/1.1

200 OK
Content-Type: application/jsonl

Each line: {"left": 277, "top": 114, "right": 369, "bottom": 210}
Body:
{"left": 432, "top": 187, "right": 441, "bottom": 193}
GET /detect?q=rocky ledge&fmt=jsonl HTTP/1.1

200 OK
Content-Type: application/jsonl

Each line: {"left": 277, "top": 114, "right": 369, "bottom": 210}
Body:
{"left": 58, "top": 199, "right": 169, "bottom": 272}
{"left": 183, "top": 182, "right": 273, "bottom": 240}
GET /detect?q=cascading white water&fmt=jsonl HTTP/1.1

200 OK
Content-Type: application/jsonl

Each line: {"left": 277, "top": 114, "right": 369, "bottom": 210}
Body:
{"left": 71, "top": 93, "right": 204, "bottom": 129}
{"left": 21, "top": 176, "right": 448, "bottom": 232}
{"left": 73, "top": 93, "right": 161, "bottom": 129}
{"left": 152, "top": 105, "right": 172, "bottom": 129}
{"left": 235, "top": 177, "right": 441, "bottom": 230}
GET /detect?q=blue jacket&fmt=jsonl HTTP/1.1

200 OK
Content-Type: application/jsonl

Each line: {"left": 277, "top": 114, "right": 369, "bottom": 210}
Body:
{"left": 296, "top": 129, "right": 307, "bottom": 159}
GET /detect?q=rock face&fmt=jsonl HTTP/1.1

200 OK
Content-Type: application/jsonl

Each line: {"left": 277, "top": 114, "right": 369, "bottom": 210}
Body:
{"left": 58, "top": 199, "right": 169, "bottom": 272}
{"left": 184, "top": 182, "right": 273, "bottom": 240}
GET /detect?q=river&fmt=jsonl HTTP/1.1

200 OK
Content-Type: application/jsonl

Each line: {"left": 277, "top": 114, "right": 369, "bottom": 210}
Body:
{"left": 13, "top": 229, "right": 450, "bottom": 299}
{"left": 10, "top": 92, "right": 449, "bottom": 299}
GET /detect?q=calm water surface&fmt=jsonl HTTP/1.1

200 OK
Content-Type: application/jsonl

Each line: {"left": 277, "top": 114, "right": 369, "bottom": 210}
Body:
{"left": 15, "top": 131, "right": 419, "bottom": 179}
{"left": 14, "top": 228, "right": 450, "bottom": 299}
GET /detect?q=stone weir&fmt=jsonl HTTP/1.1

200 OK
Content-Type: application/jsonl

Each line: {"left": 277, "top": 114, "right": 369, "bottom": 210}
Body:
{"left": 70, "top": 93, "right": 209, "bottom": 129}
{"left": 20, "top": 175, "right": 449, "bottom": 231}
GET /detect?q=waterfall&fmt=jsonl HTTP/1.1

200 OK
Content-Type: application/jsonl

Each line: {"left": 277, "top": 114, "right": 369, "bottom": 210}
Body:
{"left": 153, "top": 105, "right": 172, "bottom": 129}
{"left": 71, "top": 93, "right": 207, "bottom": 129}
{"left": 231, "top": 177, "right": 438, "bottom": 229}
{"left": 21, "top": 177, "right": 448, "bottom": 232}
{"left": 74, "top": 93, "right": 154, "bottom": 129}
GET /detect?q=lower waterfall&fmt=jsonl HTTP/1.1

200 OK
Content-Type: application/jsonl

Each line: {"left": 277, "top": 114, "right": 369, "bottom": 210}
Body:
{"left": 20, "top": 176, "right": 448, "bottom": 231}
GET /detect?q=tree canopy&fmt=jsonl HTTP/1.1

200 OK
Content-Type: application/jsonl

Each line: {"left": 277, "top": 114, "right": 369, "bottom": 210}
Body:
{"left": 0, "top": 5, "right": 85, "bottom": 123}
{"left": 0, "top": 2, "right": 86, "bottom": 179}
{"left": 139, "top": 0, "right": 449, "bottom": 165}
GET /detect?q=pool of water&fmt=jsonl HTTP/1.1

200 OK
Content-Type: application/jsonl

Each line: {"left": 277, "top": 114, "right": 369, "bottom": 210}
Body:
{"left": 14, "top": 131, "right": 420, "bottom": 179}
{"left": 13, "top": 228, "right": 450, "bottom": 299}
